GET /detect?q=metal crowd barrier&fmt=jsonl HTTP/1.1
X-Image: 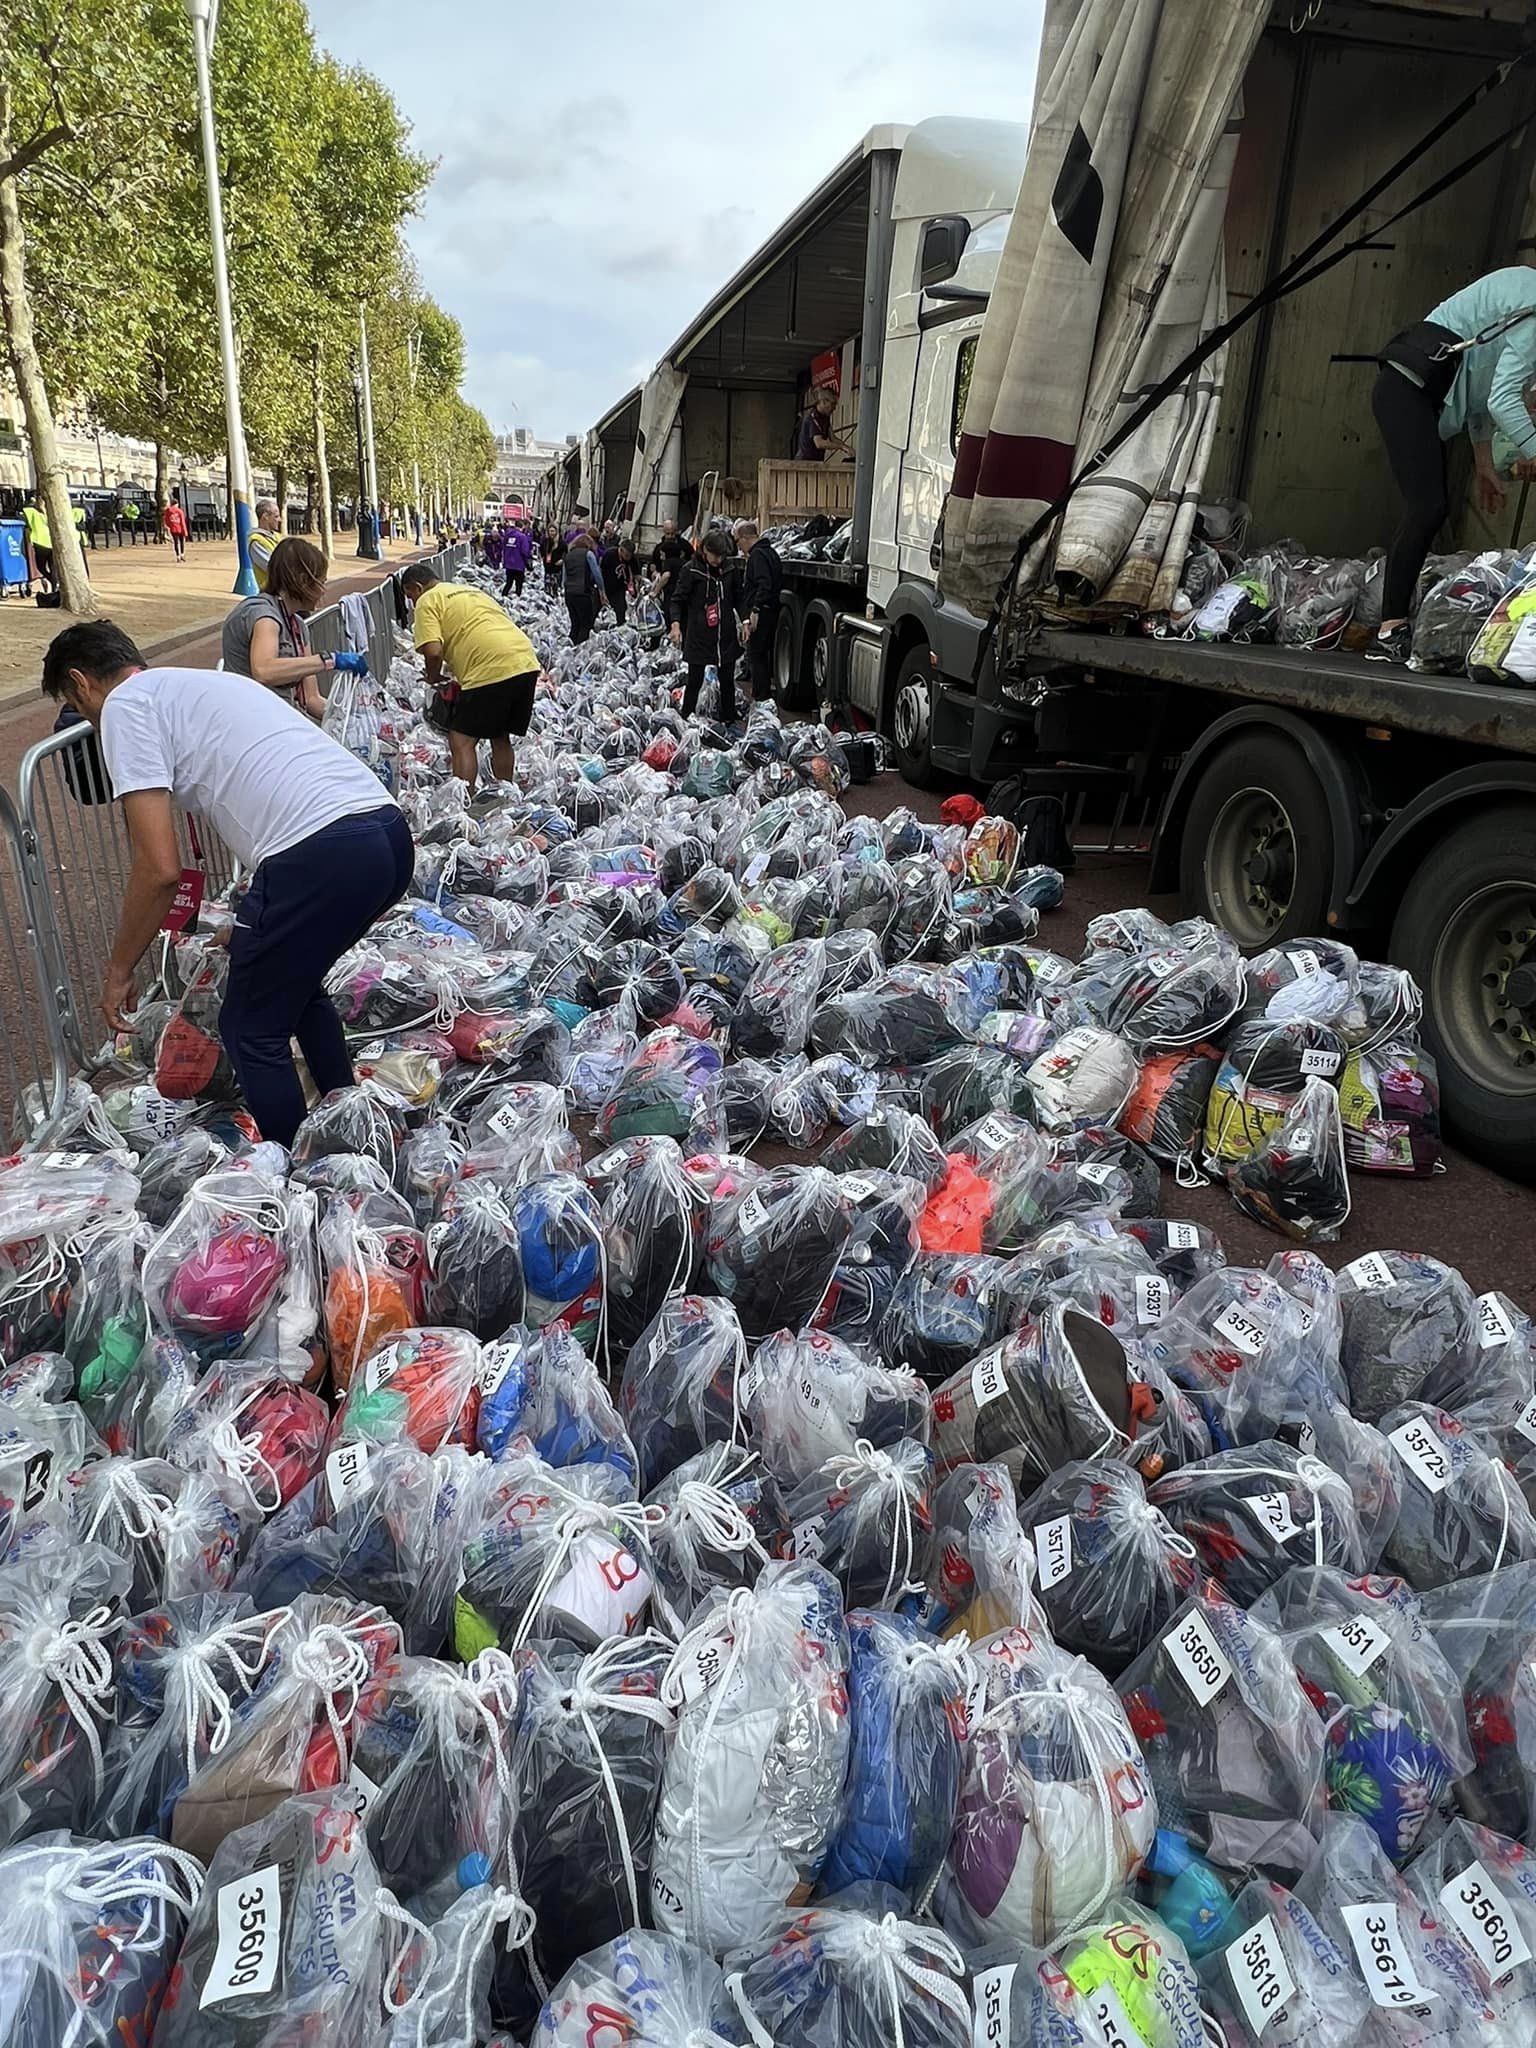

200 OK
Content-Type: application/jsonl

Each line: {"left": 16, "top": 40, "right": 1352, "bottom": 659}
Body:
{"left": 0, "top": 784, "right": 72, "bottom": 1131}
{"left": 15, "top": 723, "right": 240, "bottom": 1092}
{"left": 0, "top": 538, "right": 474, "bottom": 1130}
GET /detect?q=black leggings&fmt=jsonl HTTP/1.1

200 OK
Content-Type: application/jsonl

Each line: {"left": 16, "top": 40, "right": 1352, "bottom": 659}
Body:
{"left": 683, "top": 657, "right": 736, "bottom": 726}
{"left": 566, "top": 593, "right": 595, "bottom": 644}
{"left": 1372, "top": 331, "right": 1460, "bottom": 624}
{"left": 503, "top": 569, "right": 524, "bottom": 597}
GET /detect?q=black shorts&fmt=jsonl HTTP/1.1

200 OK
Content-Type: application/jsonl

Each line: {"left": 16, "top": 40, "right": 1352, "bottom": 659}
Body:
{"left": 448, "top": 671, "right": 537, "bottom": 740}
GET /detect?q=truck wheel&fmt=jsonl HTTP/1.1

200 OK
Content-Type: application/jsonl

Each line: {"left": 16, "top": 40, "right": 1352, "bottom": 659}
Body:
{"left": 798, "top": 599, "right": 838, "bottom": 714}
{"left": 1390, "top": 804, "right": 1536, "bottom": 1181}
{"left": 772, "top": 596, "right": 804, "bottom": 710}
{"left": 1178, "top": 735, "right": 1332, "bottom": 946}
{"left": 891, "top": 644, "right": 940, "bottom": 789}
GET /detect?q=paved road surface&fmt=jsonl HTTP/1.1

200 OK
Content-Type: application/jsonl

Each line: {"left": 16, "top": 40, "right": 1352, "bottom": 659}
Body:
{"left": 1, "top": 596, "right": 1529, "bottom": 1303}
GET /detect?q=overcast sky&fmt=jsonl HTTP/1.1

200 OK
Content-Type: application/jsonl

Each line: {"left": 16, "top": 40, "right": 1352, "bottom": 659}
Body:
{"left": 307, "top": 1, "right": 1044, "bottom": 443}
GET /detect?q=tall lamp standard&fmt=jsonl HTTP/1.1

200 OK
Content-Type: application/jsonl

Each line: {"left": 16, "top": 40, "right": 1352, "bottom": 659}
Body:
{"left": 350, "top": 367, "right": 378, "bottom": 561}
{"left": 184, "top": 0, "right": 256, "bottom": 595}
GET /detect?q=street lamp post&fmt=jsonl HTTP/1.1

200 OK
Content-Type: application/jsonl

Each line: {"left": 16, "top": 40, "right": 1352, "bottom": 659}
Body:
{"left": 350, "top": 368, "right": 377, "bottom": 560}
{"left": 357, "top": 304, "right": 380, "bottom": 553}
{"left": 184, "top": 0, "right": 256, "bottom": 596}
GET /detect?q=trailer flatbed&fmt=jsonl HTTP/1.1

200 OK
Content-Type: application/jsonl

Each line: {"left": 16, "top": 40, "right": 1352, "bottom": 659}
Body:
{"left": 1036, "top": 630, "right": 1536, "bottom": 757}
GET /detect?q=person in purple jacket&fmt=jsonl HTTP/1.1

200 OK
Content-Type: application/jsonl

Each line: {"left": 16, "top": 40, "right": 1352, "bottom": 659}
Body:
{"left": 483, "top": 522, "right": 506, "bottom": 576}
{"left": 502, "top": 520, "right": 535, "bottom": 597}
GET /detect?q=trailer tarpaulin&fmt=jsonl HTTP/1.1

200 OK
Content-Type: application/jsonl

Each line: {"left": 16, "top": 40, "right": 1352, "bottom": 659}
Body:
{"left": 942, "top": 0, "right": 1268, "bottom": 621}
{"left": 625, "top": 363, "right": 689, "bottom": 542}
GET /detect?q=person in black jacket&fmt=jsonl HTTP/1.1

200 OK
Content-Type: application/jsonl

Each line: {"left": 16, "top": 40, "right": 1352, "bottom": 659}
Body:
{"left": 600, "top": 536, "right": 636, "bottom": 626}
{"left": 648, "top": 519, "right": 691, "bottom": 606}
{"left": 669, "top": 530, "right": 745, "bottom": 724}
{"left": 734, "top": 519, "right": 783, "bottom": 706}
{"left": 562, "top": 535, "right": 606, "bottom": 644}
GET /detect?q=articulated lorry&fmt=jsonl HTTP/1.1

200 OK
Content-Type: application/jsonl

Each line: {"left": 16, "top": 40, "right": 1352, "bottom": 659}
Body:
{"left": 597, "top": 0, "right": 1536, "bottom": 1178}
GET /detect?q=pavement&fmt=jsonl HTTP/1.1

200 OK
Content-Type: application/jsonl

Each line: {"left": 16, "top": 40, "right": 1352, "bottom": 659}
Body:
{"left": 0, "top": 592, "right": 1530, "bottom": 1302}
{"left": 0, "top": 529, "right": 425, "bottom": 699}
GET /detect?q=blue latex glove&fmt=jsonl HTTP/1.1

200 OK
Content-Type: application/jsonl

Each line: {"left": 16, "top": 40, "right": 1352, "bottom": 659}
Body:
{"left": 331, "top": 650, "right": 369, "bottom": 676}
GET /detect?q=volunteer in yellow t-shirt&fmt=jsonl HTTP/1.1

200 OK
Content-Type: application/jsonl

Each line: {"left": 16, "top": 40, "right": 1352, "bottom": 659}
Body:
{"left": 248, "top": 498, "right": 283, "bottom": 590}
{"left": 21, "top": 491, "right": 54, "bottom": 591}
{"left": 401, "top": 562, "right": 541, "bottom": 788}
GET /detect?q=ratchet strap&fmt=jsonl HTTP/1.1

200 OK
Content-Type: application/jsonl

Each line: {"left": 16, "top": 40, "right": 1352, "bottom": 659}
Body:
{"left": 969, "top": 49, "right": 1534, "bottom": 674}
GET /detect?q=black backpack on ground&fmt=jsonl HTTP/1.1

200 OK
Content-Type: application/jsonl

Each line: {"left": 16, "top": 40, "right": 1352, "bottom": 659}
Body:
{"left": 984, "top": 782, "right": 1076, "bottom": 871}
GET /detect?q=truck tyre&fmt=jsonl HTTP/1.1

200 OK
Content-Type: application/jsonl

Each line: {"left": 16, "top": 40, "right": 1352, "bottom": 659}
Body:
{"left": 1390, "top": 803, "right": 1536, "bottom": 1182}
{"left": 1178, "top": 735, "right": 1333, "bottom": 947}
{"left": 891, "top": 643, "right": 941, "bottom": 789}
{"left": 798, "top": 599, "right": 839, "bottom": 715}
{"left": 772, "top": 594, "right": 805, "bottom": 711}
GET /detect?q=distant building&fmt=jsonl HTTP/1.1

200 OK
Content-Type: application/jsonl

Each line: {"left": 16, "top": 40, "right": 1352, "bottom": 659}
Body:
{"left": 0, "top": 374, "right": 271, "bottom": 510}
{"left": 491, "top": 430, "right": 566, "bottom": 511}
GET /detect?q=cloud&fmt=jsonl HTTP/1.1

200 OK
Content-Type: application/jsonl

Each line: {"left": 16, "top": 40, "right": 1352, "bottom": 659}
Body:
{"left": 308, "top": 0, "right": 1045, "bottom": 437}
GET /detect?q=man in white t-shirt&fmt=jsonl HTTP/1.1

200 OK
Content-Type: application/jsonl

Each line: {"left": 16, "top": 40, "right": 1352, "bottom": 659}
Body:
{"left": 42, "top": 620, "right": 414, "bottom": 1145}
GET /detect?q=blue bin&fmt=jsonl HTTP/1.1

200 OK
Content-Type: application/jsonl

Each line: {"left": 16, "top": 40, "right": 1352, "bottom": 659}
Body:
{"left": 0, "top": 519, "right": 27, "bottom": 592}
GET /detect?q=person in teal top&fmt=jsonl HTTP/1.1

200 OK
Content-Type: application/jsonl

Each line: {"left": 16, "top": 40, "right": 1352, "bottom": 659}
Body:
{"left": 1370, "top": 265, "right": 1536, "bottom": 663}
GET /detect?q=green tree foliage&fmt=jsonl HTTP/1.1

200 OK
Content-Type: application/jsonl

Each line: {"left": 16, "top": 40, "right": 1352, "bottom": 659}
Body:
{"left": 3, "top": 0, "right": 493, "bottom": 595}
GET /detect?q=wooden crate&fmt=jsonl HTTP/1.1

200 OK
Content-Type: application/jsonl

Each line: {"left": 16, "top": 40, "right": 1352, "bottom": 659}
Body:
{"left": 757, "top": 458, "right": 855, "bottom": 531}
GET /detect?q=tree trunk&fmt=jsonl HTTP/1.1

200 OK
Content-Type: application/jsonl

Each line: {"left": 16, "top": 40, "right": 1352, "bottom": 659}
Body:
{"left": 152, "top": 359, "right": 169, "bottom": 516}
{"left": 0, "top": 86, "right": 97, "bottom": 617}
{"left": 274, "top": 460, "right": 287, "bottom": 522}
{"left": 312, "top": 343, "right": 333, "bottom": 564}
{"left": 303, "top": 468, "right": 315, "bottom": 533}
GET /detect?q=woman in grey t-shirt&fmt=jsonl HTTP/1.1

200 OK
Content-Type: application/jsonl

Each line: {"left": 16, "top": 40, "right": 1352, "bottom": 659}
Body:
{"left": 221, "top": 537, "right": 344, "bottom": 718}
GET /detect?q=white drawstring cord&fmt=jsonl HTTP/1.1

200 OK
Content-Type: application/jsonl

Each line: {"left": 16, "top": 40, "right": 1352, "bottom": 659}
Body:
{"left": 79, "top": 1461, "right": 176, "bottom": 1547}
{"left": 969, "top": 1666, "right": 1142, "bottom": 1946}
{"left": 378, "top": 1888, "right": 440, "bottom": 2015}
{"left": 505, "top": 1485, "right": 661, "bottom": 1653}
{"left": 660, "top": 1585, "right": 756, "bottom": 1950}
{"left": 26, "top": 1603, "right": 119, "bottom": 1801}
{"left": 168, "top": 1607, "right": 289, "bottom": 1783}
{"left": 728, "top": 1913, "right": 969, "bottom": 2048}
{"left": 289, "top": 1623, "right": 372, "bottom": 1784}
{"left": 825, "top": 1439, "right": 922, "bottom": 1609}
{"left": 559, "top": 1637, "right": 676, "bottom": 1926}
{"left": 201, "top": 1416, "right": 284, "bottom": 1515}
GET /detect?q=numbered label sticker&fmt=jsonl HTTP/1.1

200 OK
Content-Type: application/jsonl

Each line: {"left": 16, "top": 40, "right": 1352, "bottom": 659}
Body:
{"left": 1344, "top": 1251, "right": 1396, "bottom": 1294}
{"left": 972, "top": 1114, "right": 1015, "bottom": 1155}
{"left": 839, "top": 1174, "right": 877, "bottom": 1202}
{"left": 1439, "top": 1861, "right": 1533, "bottom": 1981}
{"left": 739, "top": 1359, "right": 764, "bottom": 1409}
{"left": 485, "top": 1101, "right": 521, "bottom": 1139}
{"left": 1341, "top": 1902, "right": 1437, "bottom": 2010}
{"left": 1300, "top": 1048, "right": 1341, "bottom": 1077}
{"left": 201, "top": 1864, "right": 283, "bottom": 2008}
{"left": 1478, "top": 1293, "right": 1519, "bottom": 1351}
{"left": 1515, "top": 1395, "right": 1536, "bottom": 1450}
{"left": 971, "top": 1348, "right": 1009, "bottom": 1411}
{"left": 1136, "top": 1274, "right": 1170, "bottom": 1326}
{"left": 347, "top": 1765, "right": 382, "bottom": 1823}
{"left": 1289, "top": 948, "right": 1322, "bottom": 978}
{"left": 1167, "top": 1221, "right": 1201, "bottom": 1250}
{"left": 796, "top": 1372, "right": 826, "bottom": 1417}
{"left": 1246, "top": 1491, "right": 1300, "bottom": 1545}
{"left": 793, "top": 1517, "right": 826, "bottom": 1563}
{"left": 971, "top": 1962, "right": 1016, "bottom": 2048}
{"left": 1388, "top": 1415, "right": 1451, "bottom": 1494}
{"left": 1166, "top": 1607, "right": 1233, "bottom": 1707}
{"left": 1033, "top": 1514, "right": 1074, "bottom": 1589}
{"left": 736, "top": 1188, "right": 771, "bottom": 1238}
{"left": 1321, "top": 1611, "right": 1391, "bottom": 1679}
{"left": 1087, "top": 1984, "right": 1141, "bottom": 2048}
{"left": 678, "top": 1631, "right": 734, "bottom": 1705}
{"left": 1078, "top": 1158, "right": 1117, "bottom": 1188}
{"left": 325, "top": 1441, "right": 370, "bottom": 1511}
{"left": 1226, "top": 1914, "right": 1296, "bottom": 2037}
{"left": 1213, "top": 1301, "right": 1267, "bottom": 1357}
